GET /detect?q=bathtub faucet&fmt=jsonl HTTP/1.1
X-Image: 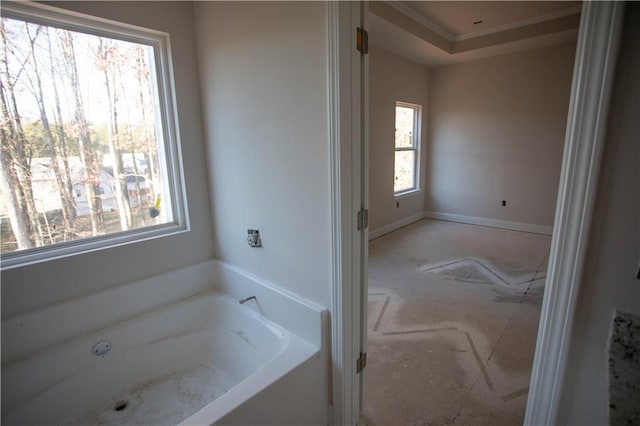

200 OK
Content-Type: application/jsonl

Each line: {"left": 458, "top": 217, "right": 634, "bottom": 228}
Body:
{"left": 239, "top": 296, "right": 257, "bottom": 304}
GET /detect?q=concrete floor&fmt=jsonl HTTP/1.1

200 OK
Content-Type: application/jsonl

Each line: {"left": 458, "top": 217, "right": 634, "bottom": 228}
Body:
{"left": 363, "top": 219, "right": 551, "bottom": 426}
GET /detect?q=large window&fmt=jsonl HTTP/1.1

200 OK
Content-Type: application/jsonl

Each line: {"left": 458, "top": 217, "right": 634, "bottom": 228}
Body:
{"left": 0, "top": 3, "right": 187, "bottom": 268}
{"left": 394, "top": 101, "right": 421, "bottom": 195}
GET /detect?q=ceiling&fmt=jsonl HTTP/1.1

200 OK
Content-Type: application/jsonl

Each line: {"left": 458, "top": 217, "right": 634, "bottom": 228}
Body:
{"left": 402, "top": 1, "right": 580, "bottom": 37}
{"left": 368, "top": 1, "right": 582, "bottom": 67}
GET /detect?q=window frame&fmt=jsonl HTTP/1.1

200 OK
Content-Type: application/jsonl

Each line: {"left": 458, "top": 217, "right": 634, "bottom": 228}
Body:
{"left": 0, "top": 1, "right": 189, "bottom": 270}
{"left": 393, "top": 101, "right": 422, "bottom": 197}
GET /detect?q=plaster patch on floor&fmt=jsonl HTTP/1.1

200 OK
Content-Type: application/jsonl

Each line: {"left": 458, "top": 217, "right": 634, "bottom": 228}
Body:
{"left": 383, "top": 327, "right": 458, "bottom": 336}
{"left": 419, "top": 257, "right": 543, "bottom": 289}
{"left": 492, "top": 282, "right": 545, "bottom": 307}
{"left": 375, "top": 316, "right": 499, "bottom": 393}
{"left": 373, "top": 297, "right": 391, "bottom": 332}
{"left": 464, "top": 331, "right": 494, "bottom": 392}
{"left": 501, "top": 387, "right": 529, "bottom": 402}
{"left": 438, "top": 263, "right": 497, "bottom": 285}
{"left": 368, "top": 292, "right": 534, "bottom": 408}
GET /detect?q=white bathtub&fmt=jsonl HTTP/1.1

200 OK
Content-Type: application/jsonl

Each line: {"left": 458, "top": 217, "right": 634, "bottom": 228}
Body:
{"left": 1, "top": 260, "right": 329, "bottom": 425}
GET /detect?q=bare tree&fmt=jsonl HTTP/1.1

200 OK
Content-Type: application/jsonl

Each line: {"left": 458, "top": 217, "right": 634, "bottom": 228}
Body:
{"left": 0, "top": 18, "right": 45, "bottom": 246}
{"left": 97, "top": 37, "right": 132, "bottom": 231}
{"left": 134, "top": 45, "right": 157, "bottom": 198}
{"left": 46, "top": 27, "right": 76, "bottom": 228}
{"left": 60, "top": 29, "right": 103, "bottom": 235}
{"left": 0, "top": 85, "right": 31, "bottom": 249}
{"left": 117, "top": 52, "right": 144, "bottom": 225}
{"left": 24, "top": 23, "right": 74, "bottom": 241}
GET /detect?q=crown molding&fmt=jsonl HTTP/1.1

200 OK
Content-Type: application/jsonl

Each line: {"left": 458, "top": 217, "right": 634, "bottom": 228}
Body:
{"left": 455, "top": 5, "right": 583, "bottom": 41}
{"left": 383, "top": 1, "right": 455, "bottom": 41}
{"left": 382, "top": 1, "right": 582, "bottom": 44}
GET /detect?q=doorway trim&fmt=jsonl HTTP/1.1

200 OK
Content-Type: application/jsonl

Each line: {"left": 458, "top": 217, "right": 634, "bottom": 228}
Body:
{"left": 327, "top": 2, "right": 626, "bottom": 426}
{"left": 327, "top": 2, "right": 365, "bottom": 425}
{"left": 524, "top": 2, "right": 625, "bottom": 425}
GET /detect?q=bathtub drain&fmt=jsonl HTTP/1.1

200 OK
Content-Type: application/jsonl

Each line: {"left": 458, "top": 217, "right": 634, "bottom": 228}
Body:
{"left": 113, "top": 401, "right": 128, "bottom": 412}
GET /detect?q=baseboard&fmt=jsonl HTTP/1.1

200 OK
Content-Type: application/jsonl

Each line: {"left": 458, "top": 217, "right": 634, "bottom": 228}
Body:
{"left": 369, "top": 212, "right": 426, "bottom": 240}
{"left": 423, "top": 211, "right": 553, "bottom": 235}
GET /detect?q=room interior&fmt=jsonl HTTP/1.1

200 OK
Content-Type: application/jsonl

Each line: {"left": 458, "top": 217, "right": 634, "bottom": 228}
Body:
{"left": 0, "top": 1, "right": 638, "bottom": 426}
{"left": 363, "top": 2, "right": 577, "bottom": 424}
{"left": 367, "top": 1, "right": 580, "bottom": 237}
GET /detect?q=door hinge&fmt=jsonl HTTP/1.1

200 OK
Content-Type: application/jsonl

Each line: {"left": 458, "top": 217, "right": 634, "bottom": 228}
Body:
{"left": 357, "top": 208, "right": 369, "bottom": 231}
{"left": 356, "top": 27, "right": 369, "bottom": 54}
{"left": 356, "top": 352, "right": 367, "bottom": 373}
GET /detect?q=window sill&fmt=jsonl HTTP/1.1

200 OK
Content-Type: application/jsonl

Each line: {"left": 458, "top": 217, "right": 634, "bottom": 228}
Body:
{"left": 394, "top": 189, "right": 422, "bottom": 200}
{"left": 1, "top": 222, "right": 190, "bottom": 271}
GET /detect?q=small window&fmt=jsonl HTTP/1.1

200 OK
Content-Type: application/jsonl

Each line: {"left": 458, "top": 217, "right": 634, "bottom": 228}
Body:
{"left": 0, "top": 3, "right": 187, "bottom": 268}
{"left": 394, "top": 102, "right": 421, "bottom": 195}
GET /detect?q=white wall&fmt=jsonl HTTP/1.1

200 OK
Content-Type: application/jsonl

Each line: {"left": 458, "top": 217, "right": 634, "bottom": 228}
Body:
{"left": 194, "top": 2, "right": 331, "bottom": 308}
{"left": 427, "top": 42, "right": 576, "bottom": 229}
{"left": 557, "top": 4, "right": 640, "bottom": 424}
{"left": 2, "top": 2, "right": 214, "bottom": 317}
{"left": 369, "top": 47, "right": 429, "bottom": 236}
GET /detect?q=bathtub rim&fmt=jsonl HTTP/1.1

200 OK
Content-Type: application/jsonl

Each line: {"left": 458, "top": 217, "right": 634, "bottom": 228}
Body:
{"left": 179, "top": 331, "right": 320, "bottom": 425}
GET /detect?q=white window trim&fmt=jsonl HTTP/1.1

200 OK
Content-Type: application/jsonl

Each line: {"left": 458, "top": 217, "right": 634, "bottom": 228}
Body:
{"left": 0, "top": 1, "right": 189, "bottom": 270}
{"left": 393, "top": 101, "right": 421, "bottom": 197}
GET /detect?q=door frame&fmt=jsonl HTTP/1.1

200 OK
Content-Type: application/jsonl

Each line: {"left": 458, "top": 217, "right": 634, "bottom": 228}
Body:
{"left": 327, "top": 2, "right": 365, "bottom": 425}
{"left": 524, "top": 3, "right": 625, "bottom": 424}
{"left": 327, "top": 2, "right": 625, "bottom": 426}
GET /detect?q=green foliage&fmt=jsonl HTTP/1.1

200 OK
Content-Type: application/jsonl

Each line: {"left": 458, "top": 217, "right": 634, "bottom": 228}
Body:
{"left": 89, "top": 123, "right": 108, "bottom": 154}
{"left": 21, "top": 119, "right": 82, "bottom": 157}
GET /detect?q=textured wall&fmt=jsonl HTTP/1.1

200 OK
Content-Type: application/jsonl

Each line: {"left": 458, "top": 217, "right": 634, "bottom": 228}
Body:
{"left": 194, "top": 2, "right": 331, "bottom": 308}
{"left": 428, "top": 42, "right": 576, "bottom": 228}
{"left": 369, "top": 47, "right": 429, "bottom": 233}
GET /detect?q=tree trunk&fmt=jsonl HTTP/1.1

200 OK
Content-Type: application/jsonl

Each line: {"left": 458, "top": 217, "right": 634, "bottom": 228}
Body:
{"left": 27, "top": 25, "right": 74, "bottom": 243}
{"left": 98, "top": 38, "right": 131, "bottom": 231}
{"left": 8, "top": 84, "right": 45, "bottom": 247}
{"left": 118, "top": 69, "right": 145, "bottom": 225}
{"left": 0, "top": 20, "right": 44, "bottom": 246}
{"left": 60, "top": 30, "right": 103, "bottom": 235}
{"left": 0, "top": 125, "right": 31, "bottom": 250}
{"left": 135, "top": 46, "right": 157, "bottom": 199}
{"left": 46, "top": 27, "right": 76, "bottom": 235}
